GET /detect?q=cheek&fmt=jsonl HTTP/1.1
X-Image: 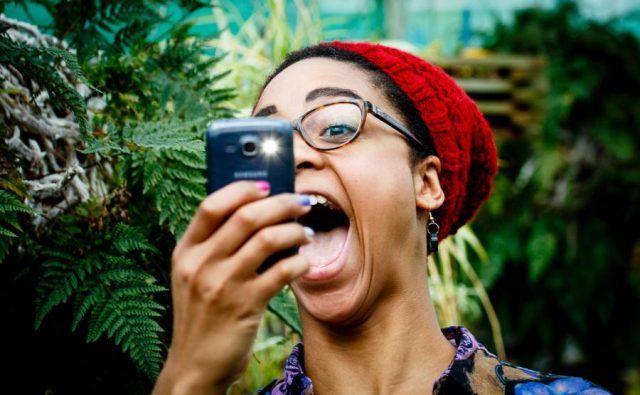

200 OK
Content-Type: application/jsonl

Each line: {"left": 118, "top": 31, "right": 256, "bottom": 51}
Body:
{"left": 339, "top": 141, "right": 419, "bottom": 303}
{"left": 342, "top": 140, "right": 417, "bottom": 238}
{"left": 349, "top": 135, "right": 414, "bottom": 196}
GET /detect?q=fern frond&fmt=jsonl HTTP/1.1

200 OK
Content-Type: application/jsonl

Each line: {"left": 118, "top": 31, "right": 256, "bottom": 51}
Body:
{"left": 142, "top": 167, "right": 163, "bottom": 198}
{"left": 86, "top": 279, "right": 166, "bottom": 377}
{"left": 107, "top": 119, "right": 209, "bottom": 237}
{"left": 111, "top": 223, "right": 160, "bottom": 255}
{"left": 36, "top": 0, "right": 179, "bottom": 62}
{"left": 34, "top": 220, "right": 167, "bottom": 378}
{"left": 38, "top": 248, "right": 77, "bottom": 262}
{"left": 0, "top": 189, "right": 33, "bottom": 216}
{"left": 0, "top": 191, "right": 34, "bottom": 215}
{"left": 34, "top": 258, "right": 92, "bottom": 329}
{"left": 165, "top": 149, "right": 206, "bottom": 169}
{"left": 98, "top": 268, "right": 152, "bottom": 284}
{"left": 178, "top": 182, "right": 207, "bottom": 200}
{"left": 103, "top": 254, "right": 133, "bottom": 268}
{"left": 0, "top": 227, "right": 18, "bottom": 238}
{"left": 113, "top": 287, "right": 167, "bottom": 301}
{"left": 166, "top": 166, "right": 202, "bottom": 181}
{"left": 0, "top": 29, "right": 89, "bottom": 136}
{"left": 71, "top": 286, "right": 107, "bottom": 332}
{"left": 0, "top": 190, "right": 34, "bottom": 261}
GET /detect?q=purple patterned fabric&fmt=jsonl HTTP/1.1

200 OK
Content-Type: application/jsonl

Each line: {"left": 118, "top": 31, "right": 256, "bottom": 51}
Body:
{"left": 256, "top": 326, "right": 610, "bottom": 394}
{"left": 437, "top": 326, "right": 480, "bottom": 379}
{"left": 269, "top": 343, "right": 310, "bottom": 395}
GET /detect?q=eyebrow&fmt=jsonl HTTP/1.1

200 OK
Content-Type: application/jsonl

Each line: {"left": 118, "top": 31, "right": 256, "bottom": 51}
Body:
{"left": 253, "top": 86, "right": 362, "bottom": 117}
{"left": 305, "top": 87, "right": 362, "bottom": 102}
{"left": 254, "top": 105, "right": 277, "bottom": 117}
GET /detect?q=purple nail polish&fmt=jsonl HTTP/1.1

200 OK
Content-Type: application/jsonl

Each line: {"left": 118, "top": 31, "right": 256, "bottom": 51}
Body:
{"left": 299, "top": 194, "right": 311, "bottom": 206}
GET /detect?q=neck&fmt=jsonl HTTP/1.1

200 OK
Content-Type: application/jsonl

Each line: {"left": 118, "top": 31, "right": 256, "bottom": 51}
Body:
{"left": 298, "top": 274, "right": 456, "bottom": 395}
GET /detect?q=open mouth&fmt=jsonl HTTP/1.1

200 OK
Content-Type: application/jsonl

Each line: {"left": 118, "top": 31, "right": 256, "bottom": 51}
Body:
{"left": 298, "top": 193, "right": 350, "bottom": 270}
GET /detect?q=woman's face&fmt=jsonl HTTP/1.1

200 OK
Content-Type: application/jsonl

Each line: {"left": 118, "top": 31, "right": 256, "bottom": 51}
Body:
{"left": 254, "top": 57, "right": 441, "bottom": 326}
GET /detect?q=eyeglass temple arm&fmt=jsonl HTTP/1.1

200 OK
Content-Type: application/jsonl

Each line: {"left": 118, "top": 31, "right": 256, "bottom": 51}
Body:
{"left": 367, "top": 102, "right": 427, "bottom": 149}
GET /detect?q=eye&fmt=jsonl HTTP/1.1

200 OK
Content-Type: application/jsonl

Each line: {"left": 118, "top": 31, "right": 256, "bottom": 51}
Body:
{"left": 319, "top": 124, "right": 357, "bottom": 140}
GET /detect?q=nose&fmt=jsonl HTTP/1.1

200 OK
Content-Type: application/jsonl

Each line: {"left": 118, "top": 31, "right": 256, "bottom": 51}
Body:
{"left": 293, "top": 129, "right": 325, "bottom": 173}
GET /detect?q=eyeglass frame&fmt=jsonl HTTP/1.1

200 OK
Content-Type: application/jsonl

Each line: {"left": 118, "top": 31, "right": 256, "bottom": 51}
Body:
{"left": 288, "top": 98, "right": 427, "bottom": 151}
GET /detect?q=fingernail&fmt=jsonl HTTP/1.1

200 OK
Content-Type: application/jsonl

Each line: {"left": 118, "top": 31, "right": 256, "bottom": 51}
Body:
{"left": 256, "top": 181, "right": 270, "bottom": 192}
{"left": 299, "top": 194, "right": 311, "bottom": 206}
{"left": 304, "top": 226, "right": 315, "bottom": 239}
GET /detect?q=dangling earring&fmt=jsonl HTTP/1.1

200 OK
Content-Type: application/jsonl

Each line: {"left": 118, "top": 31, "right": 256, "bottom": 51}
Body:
{"left": 427, "top": 212, "right": 440, "bottom": 254}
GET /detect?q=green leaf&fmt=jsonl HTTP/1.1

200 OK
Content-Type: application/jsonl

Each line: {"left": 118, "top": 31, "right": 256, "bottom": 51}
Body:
{"left": 268, "top": 287, "right": 302, "bottom": 335}
{"left": 0, "top": 227, "right": 18, "bottom": 238}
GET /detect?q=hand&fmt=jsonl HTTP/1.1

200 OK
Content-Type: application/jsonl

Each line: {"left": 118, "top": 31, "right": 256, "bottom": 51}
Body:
{"left": 153, "top": 181, "right": 312, "bottom": 395}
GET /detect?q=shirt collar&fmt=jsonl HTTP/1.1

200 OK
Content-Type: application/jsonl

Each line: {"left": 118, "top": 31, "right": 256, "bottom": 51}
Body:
{"left": 270, "top": 326, "right": 482, "bottom": 394}
{"left": 439, "top": 326, "right": 482, "bottom": 378}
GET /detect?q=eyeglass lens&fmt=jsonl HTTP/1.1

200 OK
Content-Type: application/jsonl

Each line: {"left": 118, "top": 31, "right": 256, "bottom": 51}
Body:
{"left": 301, "top": 102, "right": 362, "bottom": 149}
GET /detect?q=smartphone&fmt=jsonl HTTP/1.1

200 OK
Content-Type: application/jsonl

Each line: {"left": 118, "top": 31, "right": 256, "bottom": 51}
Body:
{"left": 206, "top": 118, "right": 296, "bottom": 273}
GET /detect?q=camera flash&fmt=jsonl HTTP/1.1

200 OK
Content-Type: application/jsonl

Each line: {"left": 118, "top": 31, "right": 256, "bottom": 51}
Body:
{"left": 262, "top": 138, "right": 279, "bottom": 155}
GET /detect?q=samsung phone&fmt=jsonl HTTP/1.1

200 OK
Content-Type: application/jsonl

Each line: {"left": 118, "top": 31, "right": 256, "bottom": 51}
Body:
{"left": 206, "top": 118, "right": 296, "bottom": 273}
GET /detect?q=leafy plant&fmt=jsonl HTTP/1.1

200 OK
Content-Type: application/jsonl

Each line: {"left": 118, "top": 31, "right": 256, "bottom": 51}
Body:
{"left": 85, "top": 118, "right": 208, "bottom": 237}
{"left": 0, "top": 190, "right": 35, "bottom": 261}
{"left": 430, "top": 226, "right": 505, "bottom": 359}
{"left": 1, "top": 0, "right": 509, "bottom": 392}
{"left": 477, "top": 1, "right": 640, "bottom": 390}
{"left": 201, "top": 0, "right": 323, "bottom": 113}
{"left": 0, "top": 20, "right": 88, "bottom": 135}
{"left": 0, "top": 2, "right": 234, "bottom": 390}
{"left": 34, "top": 217, "right": 166, "bottom": 378}
{"left": 25, "top": 0, "right": 209, "bottom": 63}
{"left": 188, "top": 0, "right": 327, "bottom": 389}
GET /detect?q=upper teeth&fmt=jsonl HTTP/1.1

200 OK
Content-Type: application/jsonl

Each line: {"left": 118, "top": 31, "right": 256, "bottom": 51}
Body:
{"left": 308, "top": 194, "right": 338, "bottom": 210}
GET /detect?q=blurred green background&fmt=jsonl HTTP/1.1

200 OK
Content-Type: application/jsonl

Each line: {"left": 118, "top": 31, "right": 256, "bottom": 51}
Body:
{"left": 1, "top": 0, "right": 639, "bottom": 394}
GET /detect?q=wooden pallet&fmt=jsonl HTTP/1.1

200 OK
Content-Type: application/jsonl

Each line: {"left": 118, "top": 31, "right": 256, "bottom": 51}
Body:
{"left": 429, "top": 55, "right": 548, "bottom": 140}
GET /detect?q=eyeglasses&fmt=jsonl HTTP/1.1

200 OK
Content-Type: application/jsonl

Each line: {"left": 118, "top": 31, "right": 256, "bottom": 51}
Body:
{"left": 289, "top": 98, "right": 426, "bottom": 151}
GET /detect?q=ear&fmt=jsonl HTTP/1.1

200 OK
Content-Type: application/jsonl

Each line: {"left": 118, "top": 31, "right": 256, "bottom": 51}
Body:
{"left": 414, "top": 155, "right": 445, "bottom": 214}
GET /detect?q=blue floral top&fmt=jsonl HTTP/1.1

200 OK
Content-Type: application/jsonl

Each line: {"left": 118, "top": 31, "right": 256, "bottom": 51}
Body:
{"left": 257, "top": 326, "right": 610, "bottom": 394}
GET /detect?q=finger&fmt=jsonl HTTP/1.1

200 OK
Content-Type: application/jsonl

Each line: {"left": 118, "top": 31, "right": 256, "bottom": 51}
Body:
{"left": 232, "top": 223, "right": 313, "bottom": 277}
{"left": 181, "top": 181, "right": 270, "bottom": 246}
{"left": 206, "top": 193, "right": 311, "bottom": 257}
{"left": 252, "top": 254, "right": 310, "bottom": 302}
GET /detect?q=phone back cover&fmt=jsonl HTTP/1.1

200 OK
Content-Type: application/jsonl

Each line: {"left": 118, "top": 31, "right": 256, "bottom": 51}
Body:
{"left": 206, "top": 118, "right": 295, "bottom": 195}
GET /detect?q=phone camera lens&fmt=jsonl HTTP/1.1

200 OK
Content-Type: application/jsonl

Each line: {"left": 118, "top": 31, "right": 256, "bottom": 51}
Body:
{"left": 244, "top": 141, "right": 256, "bottom": 153}
{"left": 241, "top": 135, "right": 259, "bottom": 157}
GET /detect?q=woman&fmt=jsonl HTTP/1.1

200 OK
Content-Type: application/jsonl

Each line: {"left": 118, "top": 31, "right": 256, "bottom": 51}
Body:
{"left": 153, "top": 42, "right": 609, "bottom": 394}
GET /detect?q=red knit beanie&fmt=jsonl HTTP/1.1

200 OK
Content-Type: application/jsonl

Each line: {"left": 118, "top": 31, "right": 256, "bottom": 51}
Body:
{"left": 320, "top": 41, "right": 498, "bottom": 240}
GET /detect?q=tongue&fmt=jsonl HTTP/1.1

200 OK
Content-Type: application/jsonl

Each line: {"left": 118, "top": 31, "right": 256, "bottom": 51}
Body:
{"left": 299, "top": 226, "right": 348, "bottom": 268}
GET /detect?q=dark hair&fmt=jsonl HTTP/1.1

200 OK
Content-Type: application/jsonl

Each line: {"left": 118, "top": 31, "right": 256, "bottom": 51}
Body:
{"left": 258, "top": 44, "right": 437, "bottom": 164}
